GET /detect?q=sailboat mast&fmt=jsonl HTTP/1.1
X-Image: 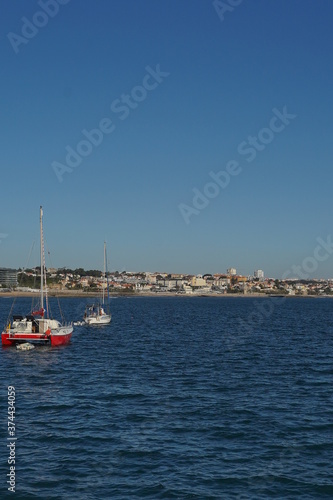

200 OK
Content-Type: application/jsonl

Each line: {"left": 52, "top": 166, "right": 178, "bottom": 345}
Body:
{"left": 40, "top": 206, "right": 44, "bottom": 310}
{"left": 103, "top": 241, "right": 106, "bottom": 305}
{"left": 106, "top": 243, "right": 110, "bottom": 302}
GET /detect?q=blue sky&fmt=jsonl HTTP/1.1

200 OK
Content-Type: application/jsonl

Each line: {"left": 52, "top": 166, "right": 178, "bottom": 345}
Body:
{"left": 0, "top": 0, "right": 333, "bottom": 278}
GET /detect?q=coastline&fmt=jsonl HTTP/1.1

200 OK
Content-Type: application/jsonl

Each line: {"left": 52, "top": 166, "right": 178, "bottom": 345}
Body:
{"left": 0, "top": 291, "right": 331, "bottom": 299}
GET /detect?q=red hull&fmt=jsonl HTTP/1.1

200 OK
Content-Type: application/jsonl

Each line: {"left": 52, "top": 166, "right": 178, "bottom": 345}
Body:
{"left": 50, "top": 332, "right": 72, "bottom": 346}
{"left": 1, "top": 331, "right": 72, "bottom": 347}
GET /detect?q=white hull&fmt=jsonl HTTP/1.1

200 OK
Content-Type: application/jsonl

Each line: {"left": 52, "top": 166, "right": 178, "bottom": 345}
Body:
{"left": 83, "top": 243, "right": 112, "bottom": 326}
{"left": 84, "top": 314, "right": 111, "bottom": 325}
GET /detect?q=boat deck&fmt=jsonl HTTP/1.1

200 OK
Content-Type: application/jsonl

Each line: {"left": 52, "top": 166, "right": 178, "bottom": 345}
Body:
{"left": 2, "top": 332, "right": 50, "bottom": 346}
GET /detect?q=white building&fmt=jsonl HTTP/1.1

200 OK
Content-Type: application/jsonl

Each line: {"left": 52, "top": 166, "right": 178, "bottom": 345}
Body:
{"left": 227, "top": 268, "right": 237, "bottom": 276}
{"left": 254, "top": 270, "right": 264, "bottom": 279}
{"left": 146, "top": 273, "right": 157, "bottom": 284}
{"left": 214, "top": 277, "right": 230, "bottom": 287}
{"left": 0, "top": 268, "right": 18, "bottom": 287}
{"left": 191, "top": 276, "right": 207, "bottom": 287}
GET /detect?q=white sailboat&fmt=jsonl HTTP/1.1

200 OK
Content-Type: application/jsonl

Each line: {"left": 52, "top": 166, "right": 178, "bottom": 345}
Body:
{"left": 83, "top": 242, "right": 111, "bottom": 325}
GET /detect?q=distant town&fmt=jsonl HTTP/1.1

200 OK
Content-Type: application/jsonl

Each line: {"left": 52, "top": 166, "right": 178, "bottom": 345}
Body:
{"left": 0, "top": 267, "right": 333, "bottom": 296}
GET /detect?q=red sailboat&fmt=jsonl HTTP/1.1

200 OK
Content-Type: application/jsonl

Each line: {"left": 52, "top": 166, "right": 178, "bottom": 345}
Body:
{"left": 1, "top": 207, "right": 73, "bottom": 347}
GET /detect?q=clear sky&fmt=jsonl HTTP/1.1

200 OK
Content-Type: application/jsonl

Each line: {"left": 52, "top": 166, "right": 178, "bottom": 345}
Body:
{"left": 1, "top": 0, "right": 333, "bottom": 278}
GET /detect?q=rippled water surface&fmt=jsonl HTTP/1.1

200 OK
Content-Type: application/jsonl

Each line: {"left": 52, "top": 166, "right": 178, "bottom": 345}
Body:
{"left": 1, "top": 296, "right": 333, "bottom": 499}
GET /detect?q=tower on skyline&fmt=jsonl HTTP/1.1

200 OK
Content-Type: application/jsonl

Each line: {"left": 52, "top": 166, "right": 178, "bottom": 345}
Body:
{"left": 254, "top": 269, "right": 264, "bottom": 279}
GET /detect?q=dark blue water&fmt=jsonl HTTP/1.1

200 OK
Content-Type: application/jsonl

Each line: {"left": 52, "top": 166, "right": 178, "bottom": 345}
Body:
{"left": 1, "top": 296, "right": 333, "bottom": 499}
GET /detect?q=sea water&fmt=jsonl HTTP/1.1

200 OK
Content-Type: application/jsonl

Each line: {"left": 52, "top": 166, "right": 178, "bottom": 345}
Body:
{"left": 1, "top": 296, "right": 332, "bottom": 499}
